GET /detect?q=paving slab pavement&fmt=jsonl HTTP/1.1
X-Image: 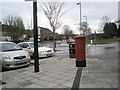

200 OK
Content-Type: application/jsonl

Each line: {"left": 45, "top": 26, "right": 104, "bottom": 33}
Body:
{"left": 1, "top": 43, "right": 118, "bottom": 89}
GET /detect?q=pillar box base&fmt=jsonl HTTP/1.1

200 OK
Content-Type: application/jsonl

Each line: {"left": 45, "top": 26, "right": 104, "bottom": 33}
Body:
{"left": 76, "top": 60, "right": 86, "bottom": 67}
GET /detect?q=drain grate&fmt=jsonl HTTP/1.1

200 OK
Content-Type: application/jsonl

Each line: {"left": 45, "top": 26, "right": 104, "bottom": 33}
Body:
{"left": 71, "top": 68, "right": 83, "bottom": 89}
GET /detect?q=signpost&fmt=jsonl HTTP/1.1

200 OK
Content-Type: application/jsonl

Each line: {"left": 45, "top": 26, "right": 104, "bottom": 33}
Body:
{"left": 25, "top": 0, "right": 39, "bottom": 72}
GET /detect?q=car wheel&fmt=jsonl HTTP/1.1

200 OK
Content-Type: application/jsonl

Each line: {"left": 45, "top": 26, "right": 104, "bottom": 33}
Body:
{"left": 30, "top": 56, "right": 33, "bottom": 59}
{"left": 30, "top": 53, "right": 34, "bottom": 59}
{"left": 2, "top": 66, "right": 5, "bottom": 72}
{"left": 26, "top": 64, "right": 30, "bottom": 67}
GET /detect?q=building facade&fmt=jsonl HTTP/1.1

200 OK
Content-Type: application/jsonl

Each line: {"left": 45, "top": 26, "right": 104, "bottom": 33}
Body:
{"left": 38, "top": 27, "right": 53, "bottom": 41}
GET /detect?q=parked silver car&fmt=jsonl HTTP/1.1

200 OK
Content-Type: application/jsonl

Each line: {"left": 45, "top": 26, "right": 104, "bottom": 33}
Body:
{"left": 0, "top": 42, "right": 31, "bottom": 70}
{"left": 18, "top": 42, "right": 54, "bottom": 58}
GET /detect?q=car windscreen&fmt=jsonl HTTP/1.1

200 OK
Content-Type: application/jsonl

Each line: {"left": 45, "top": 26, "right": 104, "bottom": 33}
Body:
{"left": 0, "top": 43, "right": 22, "bottom": 52}
{"left": 29, "top": 43, "right": 43, "bottom": 48}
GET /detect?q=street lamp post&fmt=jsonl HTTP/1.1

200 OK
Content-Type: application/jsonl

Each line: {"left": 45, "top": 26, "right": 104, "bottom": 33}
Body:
{"left": 94, "top": 30, "right": 96, "bottom": 45}
{"left": 83, "top": 16, "right": 87, "bottom": 35}
{"left": 74, "top": 24, "right": 79, "bottom": 34}
{"left": 25, "top": 0, "right": 39, "bottom": 72}
{"left": 77, "top": 2, "right": 82, "bottom": 35}
{"left": 33, "top": 1, "right": 39, "bottom": 72}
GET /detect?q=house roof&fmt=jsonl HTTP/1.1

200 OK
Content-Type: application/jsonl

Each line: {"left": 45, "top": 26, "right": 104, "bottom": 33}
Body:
{"left": 38, "top": 27, "right": 52, "bottom": 33}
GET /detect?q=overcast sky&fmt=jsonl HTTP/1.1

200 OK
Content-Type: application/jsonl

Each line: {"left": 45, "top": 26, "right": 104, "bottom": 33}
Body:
{"left": 0, "top": 0, "right": 119, "bottom": 34}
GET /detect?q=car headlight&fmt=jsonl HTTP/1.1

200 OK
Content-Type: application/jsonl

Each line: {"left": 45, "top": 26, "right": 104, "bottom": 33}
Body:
{"left": 3, "top": 54, "right": 11, "bottom": 60}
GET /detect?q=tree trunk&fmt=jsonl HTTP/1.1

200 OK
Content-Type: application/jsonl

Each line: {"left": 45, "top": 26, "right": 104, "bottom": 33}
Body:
{"left": 53, "top": 29, "right": 56, "bottom": 52}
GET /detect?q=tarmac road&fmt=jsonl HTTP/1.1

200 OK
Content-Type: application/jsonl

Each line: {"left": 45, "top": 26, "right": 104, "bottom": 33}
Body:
{"left": 86, "top": 43, "right": 118, "bottom": 58}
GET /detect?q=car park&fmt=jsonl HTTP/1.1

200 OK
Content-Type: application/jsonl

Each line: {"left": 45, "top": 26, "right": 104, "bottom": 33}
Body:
{"left": 18, "top": 42, "right": 54, "bottom": 58}
{"left": 0, "top": 42, "right": 31, "bottom": 70}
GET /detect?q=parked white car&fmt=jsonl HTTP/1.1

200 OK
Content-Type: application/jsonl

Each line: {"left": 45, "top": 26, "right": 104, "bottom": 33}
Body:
{"left": 0, "top": 42, "right": 31, "bottom": 70}
{"left": 18, "top": 42, "right": 54, "bottom": 58}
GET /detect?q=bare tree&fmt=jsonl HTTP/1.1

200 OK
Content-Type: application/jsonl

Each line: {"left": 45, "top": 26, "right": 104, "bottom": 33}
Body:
{"left": 3, "top": 15, "right": 25, "bottom": 41}
{"left": 78, "top": 22, "right": 91, "bottom": 35}
{"left": 98, "top": 16, "right": 110, "bottom": 33}
{"left": 4, "top": 15, "right": 25, "bottom": 29}
{"left": 62, "top": 25, "right": 73, "bottom": 40}
{"left": 4, "top": 15, "right": 14, "bottom": 26}
{"left": 39, "top": 1, "right": 65, "bottom": 51}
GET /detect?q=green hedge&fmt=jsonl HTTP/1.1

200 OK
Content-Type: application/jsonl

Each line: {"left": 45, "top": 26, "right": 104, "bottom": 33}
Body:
{"left": 86, "top": 39, "right": 119, "bottom": 44}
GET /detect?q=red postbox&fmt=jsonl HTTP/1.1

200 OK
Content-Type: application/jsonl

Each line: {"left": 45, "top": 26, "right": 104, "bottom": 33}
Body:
{"left": 74, "top": 35, "right": 86, "bottom": 67}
